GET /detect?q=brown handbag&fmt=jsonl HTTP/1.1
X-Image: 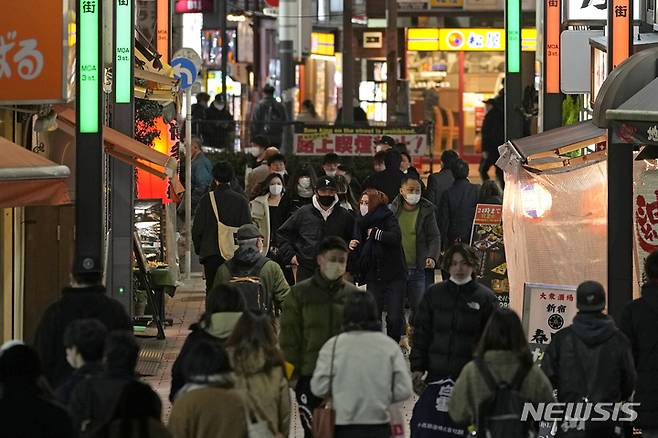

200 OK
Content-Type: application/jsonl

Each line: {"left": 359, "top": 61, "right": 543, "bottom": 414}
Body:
{"left": 312, "top": 335, "right": 339, "bottom": 438}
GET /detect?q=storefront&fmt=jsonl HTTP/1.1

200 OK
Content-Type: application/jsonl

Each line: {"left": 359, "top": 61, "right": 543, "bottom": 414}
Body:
{"left": 298, "top": 31, "right": 338, "bottom": 123}
{"left": 406, "top": 27, "right": 537, "bottom": 160}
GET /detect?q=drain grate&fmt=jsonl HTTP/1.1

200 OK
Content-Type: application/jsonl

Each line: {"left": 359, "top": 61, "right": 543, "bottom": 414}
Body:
{"left": 136, "top": 339, "right": 165, "bottom": 377}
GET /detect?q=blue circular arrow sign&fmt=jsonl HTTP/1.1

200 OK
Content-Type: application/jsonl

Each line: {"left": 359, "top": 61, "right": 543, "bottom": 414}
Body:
{"left": 171, "top": 57, "right": 198, "bottom": 90}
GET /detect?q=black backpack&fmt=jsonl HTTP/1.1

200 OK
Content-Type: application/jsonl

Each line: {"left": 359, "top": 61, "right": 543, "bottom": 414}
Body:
{"left": 226, "top": 257, "right": 271, "bottom": 313}
{"left": 475, "top": 358, "right": 533, "bottom": 438}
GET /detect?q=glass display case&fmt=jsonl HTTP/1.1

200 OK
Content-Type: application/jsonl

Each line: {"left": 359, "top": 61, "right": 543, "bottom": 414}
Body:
{"left": 134, "top": 199, "right": 165, "bottom": 264}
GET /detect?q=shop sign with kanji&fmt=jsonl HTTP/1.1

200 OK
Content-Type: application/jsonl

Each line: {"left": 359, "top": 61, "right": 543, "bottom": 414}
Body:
{"left": 293, "top": 125, "right": 429, "bottom": 156}
{"left": 612, "top": 121, "right": 658, "bottom": 146}
{"left": 523, "top": 283, "right": 577, "bottom": 363}
{"left": 0, "top": 0, "right": 75, "bottom": 103}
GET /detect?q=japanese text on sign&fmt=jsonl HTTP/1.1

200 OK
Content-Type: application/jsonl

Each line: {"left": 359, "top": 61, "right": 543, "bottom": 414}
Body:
{"left": 294, "top": 126, "right": 429, "bottom": 156}
{"left": 524, "top": 283, "right": 577, "bottom": 349}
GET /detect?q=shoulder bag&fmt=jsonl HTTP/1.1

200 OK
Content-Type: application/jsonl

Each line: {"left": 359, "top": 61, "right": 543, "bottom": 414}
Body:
{"left": 313, "top": 335, "right": 339, "bottom": 438}
{"left": 209, "top": 191, "right": 240, "bottom": 260}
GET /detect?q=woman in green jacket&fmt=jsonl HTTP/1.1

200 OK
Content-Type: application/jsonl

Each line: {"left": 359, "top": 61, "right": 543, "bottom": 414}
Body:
{"left": 449, "top": 308, "right": 554, "bottom": 431}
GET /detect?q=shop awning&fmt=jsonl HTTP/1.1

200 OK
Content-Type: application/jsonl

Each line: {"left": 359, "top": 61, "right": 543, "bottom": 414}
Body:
{"left": 504, "top": 120, "right": 607, "bottom": 171}
{"left": 56, "top": 107, "right": 177, "bottom": 179}
{"left": 0, "top": 137, "right": 71, "bottom": 207}
{"left": 607, "top": 77, "right": 658, "bottom": 122}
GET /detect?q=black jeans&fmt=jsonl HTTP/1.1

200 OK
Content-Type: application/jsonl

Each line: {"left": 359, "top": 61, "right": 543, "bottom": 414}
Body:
{"left": 335, "top": 424, "right": 390, "bottom": 438}
{"left": 479, "top": 152, "right": 504, "bottom": 188}
{"left": 368, "top": 277, "right": 405, "bottom": 342}
{"left": 201, "top": 255, "right": 224, "bottom": 294}
{"left": 295, "top": 376, "right": 324, "bottom": 438}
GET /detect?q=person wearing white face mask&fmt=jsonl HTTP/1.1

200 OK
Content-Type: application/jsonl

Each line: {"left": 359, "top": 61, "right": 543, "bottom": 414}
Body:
{"left": 204, "top": 94, "right": 235, "bottom": 149}
{"left": 280, "top": 237, "right": 360, "bottom": 438}
{"left": 250, "top": 173, "right": 291, "bottom": 260}
{"left": 391, "top": 174, "right": 441, "bottom": 350}
{"left": 266, "top": 153, "right": 289, "bottom": 187}
{"left": 322, "top": 152, "right": 340, "bottom": 178}
{"left": 409, "top": 243, "right": 497, "bottom": 395}
{"left": 349, "top": 189, "right": 407, "bottom": 342}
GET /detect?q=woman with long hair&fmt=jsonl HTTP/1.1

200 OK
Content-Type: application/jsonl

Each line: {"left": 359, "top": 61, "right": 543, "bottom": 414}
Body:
{"left": 296, "top": 99, "right": 319, "bottom": 123}
{"left": 226, "top": 312, "right": 290, "bottom": 438}
{"left": 169, "top": 340, "right": 248, "bottom": 438}
{"left": 251, "top": 172, "right": 290, "bottom": 257}
{"left": 311, "top": 292, "right": 413, "bottom": 438}
{"left": 449, "top": 308, "right": 554, "bottom": 431}
{"left": 335, "top": 174, "right": 359, "bottom": 212}
{"left": 349, "top": 189, "right": 407, "bottom": 342}
{"left": 169, "top": 284, "right": 246, "bottom": 401}
{"left": 281, "top": 164, "right": 318, "bottom": 214}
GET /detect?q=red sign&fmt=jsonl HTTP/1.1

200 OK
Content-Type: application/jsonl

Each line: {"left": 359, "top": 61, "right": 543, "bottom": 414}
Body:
{"left": 265, "top": 0, "right": 279, "bottom": 6}
{"left": 175, "top": 0, "right": 213, "bottom": 13}
{"left": 545, "top": 0, "right": 560, "bottom": 94}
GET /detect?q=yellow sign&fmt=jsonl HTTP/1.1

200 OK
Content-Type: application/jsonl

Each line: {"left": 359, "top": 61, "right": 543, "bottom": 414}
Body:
{"left": 407, "top": 28, "right": 536, "bottom": 52}
{"left": 407, "top": 28, "right": 440, "bottom": 51}
{"left": 431, "top": 0, "right": 464, "bottom": 7}
{"left": 311, "top": 32, "right": 335, "bottom": 56}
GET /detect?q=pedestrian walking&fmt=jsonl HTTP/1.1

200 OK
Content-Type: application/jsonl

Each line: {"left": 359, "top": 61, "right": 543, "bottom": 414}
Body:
{"left": 33, "top": 272, "right": 132, "bottom": 388}
{"left": 278, "top": 177, "right": 354, "bottom": 282}
{"left": 438, "top": 159, "right": 480, "bottom": 250}
{"left": 296, "top": 99, "right": 320, "bottom": 123}
{"left": 92, "top": 380, "right": 170, "bottom": 438}
{"left": 335, "top": 99, "right": 369, "bottom": 127}
{"left": 169, "top": 340, "right": 248, "bottom": 438}
{"left": 55, "top": 319, "right": 107, "bottom": 405}
{"left": 282, "top": 163, "right": 318, "bottom": 214}
{"left": 321, "top": 152, "right": 340, "bottom": 178}
{"left": 349, "top": 189, "right": 406, "bottom": 341}
{"left": 311, "top": 291, "right": 413, "bottom": 438}
{"left": 449, "top": 308, "right": 554, "bottom": 436}
{"left": 336, "top": 175, "right": 359, "bottom": 212}
{"left": 372, "top": 150, "right": 387, "bottom": 173}
{"left": 543, "top": 281, "right": 636, "bottom": 438}
{"left": 69, "top": 331, "right": 142, "bottom": 438}
{"left": 204, "top": 94, "right": 235, "bottom": 150}
{"left": 191, "top": 92, "right": 210, "bottom": 137}
{"left": 363, "top": 149, "right": 405, "bottom": 205}
{"left": 227, "top": 311, "right": 291, "bottom": 437}
{"left": 245, "top": 146, "right": 281, "bottom": 198}
{"left": 336, "top": 164, "right": 362, "bottom": 199}
{"left": 192, "top": 161, "right": 251, "bottom": 293}
{"left": 426, "top": 149, "right": 458, "bottom": 215}
{"left": 480, "top": 93, "right": 505, "bottom": 188}
{"left": 250, "top": 84, "right": 288, "bottom": 148}
{"left": 212, "top": 224, "right": 290, "bottom": 314}
{"left": 410, "top": 243, "right": 498, "bottom": 384}
{"left": 478, "top": 180, "right": 503, "bottom": 205}
{"left": 187, "top": 136, "right": 213, "bottom": 213}
{"left": 374, "top": 135, "right": 396, "bottom": 153}
{"left": 280, "top": 236, "right": 359, "bottom": 438}
{"left": 250, "top": 173, "right": 291, "bottom": 257}
{"left": 265, "top": 152, "right": 289, "bottom": 189}
{"left": 0, "top": 342, "right": 75, "bottom": 438}
{"left": 390, "top": 174, "right": 441, "bottom": 329}
{"left": 620, "top": 251, "right": 658, "bottom": 438}
{"left": 170, "top": 284, "right": 246, "bottom": 400}
{"left": 244, "top": 135, "right": 269, "bottom": 187}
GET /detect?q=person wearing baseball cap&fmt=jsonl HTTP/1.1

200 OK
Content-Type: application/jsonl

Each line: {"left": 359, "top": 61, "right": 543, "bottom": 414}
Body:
{"left": 277, "top": 176, "right": 355, "bottom": 282}
{"left": 212, "top": 223, "right": 290, "bottom": 313}
{"left": 543, "top": 281, "right": 636, "bottom": 438}
{"left": 374, "top": 135, "right": 396, "bottom": 153}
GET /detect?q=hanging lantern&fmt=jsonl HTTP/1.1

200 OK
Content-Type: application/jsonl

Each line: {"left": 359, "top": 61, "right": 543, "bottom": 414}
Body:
{"left": 521, "top": 182, "right": 552, "bottom": 220}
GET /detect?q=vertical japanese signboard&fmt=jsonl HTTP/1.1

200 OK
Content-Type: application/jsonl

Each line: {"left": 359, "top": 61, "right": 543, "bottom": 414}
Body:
{"left": 523, "top": 283, "right": 577, "bottom": 363}
{"left": 157, "top": 0, "right": 170, "bottom": 63}
{"left": 608, "top": 0, "right": 632, "bottom": 72}
{"left": 79, "top": 0, "right": 101, "bottom": 133}
{"left": 470, "top": 204, "right": 509, "bottom": 307}
{"left": 0, "top": 0, "right": 74, "bottom": 103}
{"left": 545, "top": 0, "right": 560, "bottom": 93}
{"left": 505, "top": 0, "right": 521, "bottom": 73}
{"left": 115, "top": 0, "right": 133, "bottom": 104}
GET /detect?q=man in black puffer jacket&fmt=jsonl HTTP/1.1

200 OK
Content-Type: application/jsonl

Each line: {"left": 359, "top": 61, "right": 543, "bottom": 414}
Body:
{"left": 410, "top": 243, "right": 497, "bottom": 384}
{"left": 620, "top": 251, "right": 658, "bottom": 437}
{"left": 277, "top": 177, "right": 354, "bottom": 282}
{"left": 362, "top": 149, "right": 405, "bottom": 205}
{"left": 543, "top": 281, "right": 636, "bottom": 438}
{"left": 438, "top": 159, "right": 480, "bottom": 250}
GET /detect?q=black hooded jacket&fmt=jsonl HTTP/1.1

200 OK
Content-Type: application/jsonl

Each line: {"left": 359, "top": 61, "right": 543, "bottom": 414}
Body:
{"left": 349, "top": 204, "right": 406, "bottom": 283}
{"left": 542, "top": 313, "right": 636, "bottom": 405}
{"left": 362, "top": 150, "right": 405, "bottom": 204}
{"left": 33, "top": 285, "right": 132, "bottom": 388}
{"left": 438, "top": 178, "right": 480, "bottom": 250}
{"left": 620, "top": 282, "right": 658, "bottom": 428}
{"left": 481, "top": 93, "right": 505, "bottom": 156}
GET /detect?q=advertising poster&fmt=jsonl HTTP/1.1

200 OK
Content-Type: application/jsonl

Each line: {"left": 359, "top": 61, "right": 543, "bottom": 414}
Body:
{"left": 634, "top": 168, "right": 658, "bottom": 284}
{"left": 469, "top": 204, "right": 509, "bottom": 307}
{"left": 293, "top": 125, "right": 429, "bottom": 156}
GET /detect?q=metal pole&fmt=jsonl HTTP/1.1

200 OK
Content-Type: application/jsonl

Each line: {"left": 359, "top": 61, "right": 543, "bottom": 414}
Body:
{"left": 386, "top": 0, "right": 398, "bottom": 126}
{"left": 341, "top": 0, "right": 354, "bottom": 124}
{"left": 279, "top": 0, "right": 296, "bottom": 153}
{"left": 220, "top": 0, "right": 228, "bottom": 102}
{"left": 185, "top": 88, "right": 192, "bottom": 280}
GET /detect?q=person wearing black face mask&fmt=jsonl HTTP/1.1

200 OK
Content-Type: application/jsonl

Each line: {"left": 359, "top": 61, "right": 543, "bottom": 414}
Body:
{"left": 277, "top": 177, "right": 355, "bottom": 282}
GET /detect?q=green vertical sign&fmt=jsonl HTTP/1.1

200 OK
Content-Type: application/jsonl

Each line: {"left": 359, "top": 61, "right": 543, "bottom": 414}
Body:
{"left": 115, "top": 0, "right": 132, "bottom": 104}
{"left": 506, "top": 0, "right": 521, "bottom": 73}
{"left": 79, "top": 0, "right": 100, "bottom": 133}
